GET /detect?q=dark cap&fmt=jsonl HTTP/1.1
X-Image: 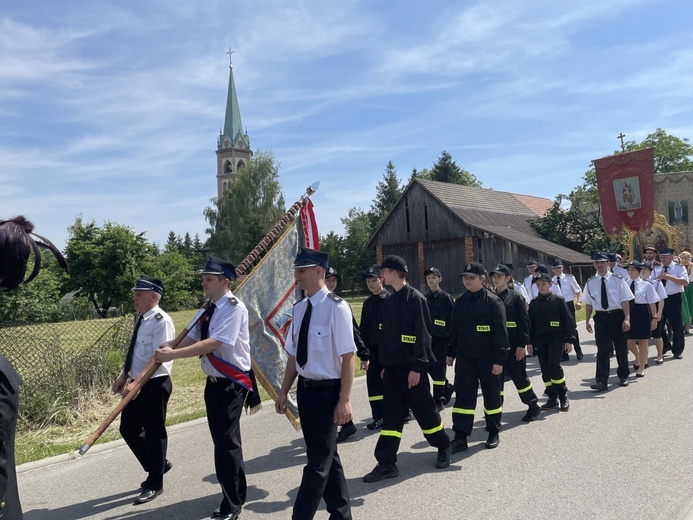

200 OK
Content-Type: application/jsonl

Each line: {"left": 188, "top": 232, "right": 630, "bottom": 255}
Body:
{"left": 533, "top": 272, "right": 553, "bottom": 284}
{"left": 364, "top": 265, "right": 382, "bottom": 278}
{"left": 641, "top": 261, "right": 654, "bottom": 271}
{"left": 423, "top": 267, "right": 442, "bottom": 277}
{"left": 381, "top": 255, "right": 408, "bottom": 273}
{"left": 535, "top": 264, "right": 549, "bottom": 274}
{"left": 132, "top": 275, "right": 164, "bottom": 295}
{"left": 592, "top": 252, "right": 609, "bottom": 261}
{"left": 326, "top": 266, "right": 341, "bottom": 279}
{"left": 660, "top": 248, "right": 675, "bottom": 256}
{"left": 500, "top": 262, "right": 514, "bottom": 273}
{"left": 526, "top": 259, "right": 539, "bottom": 267}
{"left": 643, "top": 246, "right": 658, "bottom": 253}
{"left": 626, "top": 260, "right": 643, "bottom": 271}
{"left": 200, "top": 257, "right": 237, "bottom": 280}
{"left": 460, "top": 262, "right": 484, "bottom": 277}
{"left": 550, "top": 259, "right": 563, "bottom": 268}
{"left": 293, "top": 247, "right": 329, "bottom": 269}
{"left": 606, "top": 253, "right": 618, "bottom": 263}
{"left": 490, "top": 264, "right": 511, "bottom": 276}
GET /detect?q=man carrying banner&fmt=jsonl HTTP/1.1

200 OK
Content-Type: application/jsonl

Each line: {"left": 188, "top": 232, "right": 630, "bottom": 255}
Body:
{"left": 155, "top": 257, "right": 256, "bottom": 520}
{"left": 276, "top": 248, "right": 355, "bottom": 520}
{"left": 655, "top": 248, "right": 689, "bottom": 359}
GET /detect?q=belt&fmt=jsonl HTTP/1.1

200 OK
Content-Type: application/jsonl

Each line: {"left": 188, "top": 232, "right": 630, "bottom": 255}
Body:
{"left": 298, "top": 376, "right": 341, "bottom": 388}
{"left": 596, "top": 309, "right": 622, "bottom": 314}
{"left": 207, "top": 375, "right": 231, "bottom": 384}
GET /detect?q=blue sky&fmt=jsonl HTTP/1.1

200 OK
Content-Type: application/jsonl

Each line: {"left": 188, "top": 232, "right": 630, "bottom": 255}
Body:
{"left": 2, "top": 0, "right": 692, "bottom": 253}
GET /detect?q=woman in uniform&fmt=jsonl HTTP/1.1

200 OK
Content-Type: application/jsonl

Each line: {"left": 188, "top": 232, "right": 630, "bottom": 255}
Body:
{"left": 624, "top": 260, "right": 659, "bottom": 377}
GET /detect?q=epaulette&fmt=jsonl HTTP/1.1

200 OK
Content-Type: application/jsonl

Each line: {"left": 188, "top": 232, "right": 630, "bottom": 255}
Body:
{"left": 228, "top": 297, "right": 238, "bottom": 305}
{"left": 294, "top": 296, "right": 307, "bottom": 307}
{"left": 155, "top": 312, "right": 163, "bottom": 320}
{"left": 612, "top": 274, "right": 624, "bottom": 280}
{"left": 327, "top": 292, "right": 343, "bottom": 303}
{"left": 585, "top": 275, "right": 597, "bottom": 283}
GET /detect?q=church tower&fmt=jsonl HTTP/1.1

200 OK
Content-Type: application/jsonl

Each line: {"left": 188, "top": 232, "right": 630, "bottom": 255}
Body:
{"left": 216, "top": 50, "right": 252, "bottom": 199}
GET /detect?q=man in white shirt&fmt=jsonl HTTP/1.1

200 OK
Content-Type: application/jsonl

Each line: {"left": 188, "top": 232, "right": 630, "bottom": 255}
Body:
{"left": 551, "top": 260, "right": 584, "bottom": 361}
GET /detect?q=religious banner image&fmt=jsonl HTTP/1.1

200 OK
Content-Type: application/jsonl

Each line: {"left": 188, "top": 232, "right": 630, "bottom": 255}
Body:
{"left": 593, "top": 147, "right": 655, "bottom": 237}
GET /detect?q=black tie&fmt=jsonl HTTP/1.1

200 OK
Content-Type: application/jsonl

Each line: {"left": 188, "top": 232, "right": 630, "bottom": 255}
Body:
{"left": 630, "top": 280, "right": 635, "bottom": 294}
{"left": 123, "top": 314, "right": 144, "bottom": 376}
{"left": 200, "top": 302, "right": 216, "bottom": 340}
{"left": 662, "top": 266, "right": 668, "bottom": 287}
{"left": 296, "top": 300, "right": 312, "bottom": 368}
{"left": 556, "top": 277, "right": 562, "bottom": 289}
{"left": 601, "top": 277, "right": 609, "bottom": 310}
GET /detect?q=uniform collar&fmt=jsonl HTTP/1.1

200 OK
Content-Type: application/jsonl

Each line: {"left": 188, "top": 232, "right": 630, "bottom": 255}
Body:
{"left": 141, "top": 305, "right": 161, "bottom": 321}
{"left": 307, "top": 285, "right": 329, "bottom": 305}
{"left": 212, "top": 291, "right": 234, "bottom": 309}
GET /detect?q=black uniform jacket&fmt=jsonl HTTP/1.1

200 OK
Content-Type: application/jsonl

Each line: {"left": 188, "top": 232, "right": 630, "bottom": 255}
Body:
{"left": 379, "top": 284, "right": 435, "bottom": 374}
{"left": 528, "top": 292, "right": 577, "bottom": 345}
{"left": 448, "top": 288, "right": 509, "bottom": 366}
{"left": 426, "top": 289, "right": 454, "bottom": 340}
{"left": 496, "top": 288, "right": 530, "bottom": 348}
{"left": 359, "top": 289, "right": 391, "bottom": 356}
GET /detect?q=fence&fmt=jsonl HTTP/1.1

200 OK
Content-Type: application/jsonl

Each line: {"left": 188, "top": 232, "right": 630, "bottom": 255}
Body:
{"left": 0, "top": 316, "right": 135, "bottom": 426}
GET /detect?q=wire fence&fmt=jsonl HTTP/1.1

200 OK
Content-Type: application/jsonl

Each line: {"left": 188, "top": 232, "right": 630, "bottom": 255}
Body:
{"left": 0, "top": 316, "right": 135, "bottom": 426}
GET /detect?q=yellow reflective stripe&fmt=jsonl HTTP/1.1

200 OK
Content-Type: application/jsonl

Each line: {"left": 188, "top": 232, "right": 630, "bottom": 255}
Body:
{"left": 500, "top": 390, "right": 505, "bottom": 396}
{"left": 432, "top": 380, "right": 446, "bottom": 386}
{"left": 476, "top": 325, "right": 491, "bottom": 332}
{"left": 421, "top": 422, "right": 444, "bottom": 435}
{"left": 506, "top": 321, "right": 517, "bottom": 328}
{"left": 434, "top": 319, "right": 446, "bottom": 327}
{"left": 551, "top": 376, "right": 566, "bottom": 385}
{"left": 517, "top": 383, "right": 533, "bottom": 394}
{"left": 368, "top": 395, "right": 384, "bottom": 402}
{"left": 401, "top": 334, "right": 416, "bottom": 344}
{"left": 550, "top": 321, "right": 560, "bottom": 327}
{"left": 381, "top": 429, "right": 402, "bottom": 439}
{"left": 484, "top": 406, "right": 502, "bottom": 415}
{"left": 544, "top": 381, "right": 553, "bottom": 387}
{"left": 378, "top": 323, "right": 382, "bottom": 330}
{"left": 452, "top": 407, "right": 475, "bottom": 415}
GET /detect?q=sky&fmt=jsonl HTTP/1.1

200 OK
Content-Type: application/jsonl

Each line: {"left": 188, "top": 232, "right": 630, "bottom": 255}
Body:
{"left": 2, "top": 0, "right": 693, "bottom": 253}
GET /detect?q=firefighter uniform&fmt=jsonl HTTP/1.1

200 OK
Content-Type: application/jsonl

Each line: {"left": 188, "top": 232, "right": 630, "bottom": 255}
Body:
{"left": 424, "top": 270, "right": 455, "bottom": 408}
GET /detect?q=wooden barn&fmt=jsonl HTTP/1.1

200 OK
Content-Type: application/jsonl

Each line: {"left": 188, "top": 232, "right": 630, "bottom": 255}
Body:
{"left": 366, "top": 178, "right": 594, "bottom": 295}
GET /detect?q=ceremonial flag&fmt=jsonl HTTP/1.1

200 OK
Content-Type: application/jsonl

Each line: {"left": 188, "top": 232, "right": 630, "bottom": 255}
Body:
{"left": 593, "top": 148, "right": 655, "bottom": 237}
{"left": 233, "top": 199, "right": 318, "bottom": 430}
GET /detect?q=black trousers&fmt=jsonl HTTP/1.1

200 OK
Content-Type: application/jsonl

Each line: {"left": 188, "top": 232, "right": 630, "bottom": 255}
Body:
{"left": 374, "top": 367, "right": 449, "bottom": 465}
{"left": 294, "top": 380, "right": 351, "bottom": 520}
{"left": 566, "top": 301, "right": 582, "bottom": 353}
{"left": 205, "top": 378, "right": 248, "bottom": 516}
{"left": 535, "top": 338, "right": 567, "bottom": 398}
{"left": 661, "top": 292, "right": 685, "bottom": 356}
{"left": 428, "top": 337, "right": 453, "bottom": 403}
{"left": 366, "top": 346, "right": 384, "bottom": 420}
{"left": 502, "top": 348, "right": 538, "bottom": 407}
{"left": 120, "top": 375, "right": 172, "bottom": 490}
{"left": 0, "top": 371, "right": 22, "bottom": 520}
{"left": 593, "top": 310, "right": 630, "bottom": 384}
{"left": 452, "top": 356, "right": 502, "bottom": 437}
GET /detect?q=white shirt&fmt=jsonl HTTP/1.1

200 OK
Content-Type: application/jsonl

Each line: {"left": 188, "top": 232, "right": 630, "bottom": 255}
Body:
{"left": 627, "top": 277, "right": 660, "bottom": 305}
{"left": 528, "top": 279, "right": 562, "bottom": 300}
{"left": 581, "top": 271, "right": 634, "bottom": 311}
{"left": 188, "top": 291, "right": 252, "bottom": 375}
{"left": 612, "top": 264, "right": 629, "bottom": 279}
{"left": 513, "top": 279, "right": 530, "bottom": 304}
{"left": 129, "top": 305, "right": 175, "bottom": 379}
{"left": 285, "top": 285, "right": 356, "bottom": 380}
{"left": 523, "top": 274, "right": 535, "bottom": 296}
{"left": 553, "top": 273, "right": 581, "bottom": 301}
{"left": 645, "top": 278, "right": 668, "bottom": 302}
{"left": 653, "top": 262, "right": 689, "bottom": 295}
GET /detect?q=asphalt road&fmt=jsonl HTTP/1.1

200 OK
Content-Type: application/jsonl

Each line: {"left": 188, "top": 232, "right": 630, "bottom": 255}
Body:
{"left": 17, "top": 321, "right": 693, "bottom": 519}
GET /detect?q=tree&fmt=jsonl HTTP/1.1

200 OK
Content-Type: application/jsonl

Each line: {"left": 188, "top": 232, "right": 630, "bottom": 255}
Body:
{"left": 320, "top": 231, "right": 345, "bottom": 272}
{"left": 65, "top": 217, "right": 156, "bottom": 317}
{"left": 150, "top": 250, "right": 198, "bottom": 311}
{"left": 415, "top": 151, "right": 482, "bottom": 187}
{"left": 340, "top": 208, "right": 376, "bottom": 283}
{"left": 204, "top": 150, "right": 286, "bottom": 262}
{"left": 369, "top": 161, "right": 403, "bottom": 230}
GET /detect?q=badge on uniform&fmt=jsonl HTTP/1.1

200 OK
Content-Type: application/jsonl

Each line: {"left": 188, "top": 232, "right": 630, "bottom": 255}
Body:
{"left": 155, "top": 313, "right": 163, "bottom": 320}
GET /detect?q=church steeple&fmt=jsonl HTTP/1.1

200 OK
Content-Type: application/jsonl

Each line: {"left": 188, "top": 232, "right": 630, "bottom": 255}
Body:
{"left": 216, "top": 49, "right": 252, "bottom": 199}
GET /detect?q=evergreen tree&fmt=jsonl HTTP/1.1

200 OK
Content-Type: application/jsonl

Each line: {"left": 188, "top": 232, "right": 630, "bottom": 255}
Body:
{"left": 369, "top": 161, "right": 403, "bottom": 230}
{"left": 429, "top": 150, "right": 481, "bottom": 187}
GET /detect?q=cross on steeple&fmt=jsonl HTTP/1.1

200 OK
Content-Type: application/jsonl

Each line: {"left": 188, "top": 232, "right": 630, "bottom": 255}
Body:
{"left": 617, "top": 132, "right": 626, "bottom": 152}
{"left": 226, "top": 48, "right": 235, "bottom": 68}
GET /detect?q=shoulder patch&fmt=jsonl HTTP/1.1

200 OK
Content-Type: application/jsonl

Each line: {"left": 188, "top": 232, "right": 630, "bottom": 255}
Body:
{"left": 612, "top": 274, "right": 624, "bottom": 280}
{"left": 586, "top": 275, "right": 597, "bottom": 283}
{"left": 327, "top": 292, "right": 343, "bottom": 303}
{"left": 228, "top": 297, "right": 238, "bottom": 305}
{"left": 155, "top": 312, "right": 164, "bottom": 320}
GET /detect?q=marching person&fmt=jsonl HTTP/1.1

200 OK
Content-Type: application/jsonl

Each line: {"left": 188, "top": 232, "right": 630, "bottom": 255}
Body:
{"left": 0, "top": 354, "right": 23, "bottom": 520}
{"left": 275, "top": 248, "right": 355, "bottom": 520}
{"left": 501, "top": 262, "right": 530, "bottom": 305}
{"left": 528, "top": 272, "right": 576, "bottom": 412}
{"left": 609, "top": 253, "right": 629, "bottom": 279}
{"left": 363, "top": 255, "right": 451, "bottom": 483}
{"left": 643, "top": 246, "right": 661, "bottom": 267}
{"left": 112, "top": 276, "right": 175, "bottom": 505}
{"left": 423, "top": 267, "right": 455, "bottom": 411}
{"left": 550, "top": 259, "right": 584, "bottom": 361}
{"left": 582, "top": 252, "right": 633, "bottom": 391}
{"left": 624, "top": 261, "right": 660, "bottom": 377}
{"left": 489, "top": 264, "right": 541, "bottom": 422}
{"left": 155, "top": 258, "right": 258, "bottom": 520}
{"left": 523, "top": 260, "right": 539, "bottom": 296}
{"left": 447, "top": 262, "right": 509, "bottom": 452}
{"left": 655, "top": 248, "right": 689, "bottom": 360}
{"left": 641, "top": 262, "right": 667, "bottom": 364}
{"left": 325, "top": 266, "right": 366, "bottom": 443}
{"left": 359, "top": 264, "right": 390, "bottom": 430}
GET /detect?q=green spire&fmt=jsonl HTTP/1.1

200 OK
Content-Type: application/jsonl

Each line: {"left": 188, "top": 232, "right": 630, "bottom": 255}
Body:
{"left": 219, "top": 61, "right": 249, "bottom": 150}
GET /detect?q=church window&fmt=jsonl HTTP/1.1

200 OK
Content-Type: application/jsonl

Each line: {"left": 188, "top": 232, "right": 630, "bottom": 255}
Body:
{"left": 237, "top": 160, "right": 246, "bottom": 169}
{"left": 225, "top": 160, "right": 233, "bottom": 173}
